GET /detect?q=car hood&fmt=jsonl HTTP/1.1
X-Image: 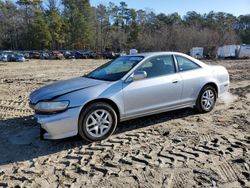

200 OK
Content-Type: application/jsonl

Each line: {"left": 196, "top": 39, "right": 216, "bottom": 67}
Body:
{"left": 29, "top": 77, "right": 108, "bottom": 104}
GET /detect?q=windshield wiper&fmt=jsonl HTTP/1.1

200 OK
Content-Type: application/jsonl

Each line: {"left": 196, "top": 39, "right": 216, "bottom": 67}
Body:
{"left": 83, "top": 74, "right": 97, "bottom": 79}
{"left": 83, "top": 74, "right": 116, "bottom": 82}
{"left": 84, "top": 75, "right": 106, "bottom": 81}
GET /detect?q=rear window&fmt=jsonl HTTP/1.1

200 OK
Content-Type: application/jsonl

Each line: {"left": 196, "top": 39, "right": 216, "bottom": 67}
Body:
{"left": 176, "top": 56, "right": 200, "bottom": 72}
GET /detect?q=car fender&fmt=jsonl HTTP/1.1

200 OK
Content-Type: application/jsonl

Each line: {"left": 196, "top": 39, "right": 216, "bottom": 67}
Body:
{"left": 55, "top": 81, "right": 125, "bottom": 119}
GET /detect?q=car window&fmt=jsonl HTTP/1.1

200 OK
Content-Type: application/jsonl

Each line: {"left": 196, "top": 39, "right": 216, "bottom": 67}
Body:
{"left": 105, "top": 58, "right": 135, "bottom": 74}
{"left": 86, "top": 56, "right": 144, "bottom": 81}
{"left": 176, "top": 56, "right": 200, "bottom": 72}
{"left": 137, "top": 55, "right": 176, "bottom": 78}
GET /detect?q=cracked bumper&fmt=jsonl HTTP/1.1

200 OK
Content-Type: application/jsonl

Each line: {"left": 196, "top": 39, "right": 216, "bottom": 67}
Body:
{"left": 34, "top": 107, "right": 81, "bottom": 140}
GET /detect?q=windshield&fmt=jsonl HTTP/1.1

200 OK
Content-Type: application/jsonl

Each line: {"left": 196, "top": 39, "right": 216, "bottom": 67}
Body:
{"left": 86, "top": 56, "right": 144, "bottom": 81}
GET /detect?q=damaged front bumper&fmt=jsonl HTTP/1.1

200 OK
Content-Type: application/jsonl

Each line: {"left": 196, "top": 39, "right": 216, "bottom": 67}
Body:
{"left": 33, "top": 107, "right": 81, "bottom": 140}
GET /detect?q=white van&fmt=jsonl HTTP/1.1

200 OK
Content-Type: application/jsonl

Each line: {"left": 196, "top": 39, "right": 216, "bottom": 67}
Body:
{"left": 190, "top": 47, "right": 204, "bottom": 59}
{"left": 217, "top": 45, "right": 239, "bottom": 58}
{"left": 237, "top": 44, "right": 250, "bottom": 58}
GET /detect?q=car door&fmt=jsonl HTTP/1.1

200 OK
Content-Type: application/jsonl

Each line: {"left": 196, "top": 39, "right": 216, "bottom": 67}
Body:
{"left": 122, "top": 55, "right": 183, "bottom": 118}
{"left": 174, "top": 55, "right": 205, "bottom": 104}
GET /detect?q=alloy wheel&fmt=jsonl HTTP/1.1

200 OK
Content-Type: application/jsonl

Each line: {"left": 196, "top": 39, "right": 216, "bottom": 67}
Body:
{"left": 86, "top": 109, "right": 112, "bottom": 138}
{"left": 201, "top": 89, "right": 215, "bottom": 111}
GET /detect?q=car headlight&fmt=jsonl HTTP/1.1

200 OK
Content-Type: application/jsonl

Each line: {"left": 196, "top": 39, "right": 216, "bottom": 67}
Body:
{"left": 34, "top": 101, "right": 69, "bottom": 113}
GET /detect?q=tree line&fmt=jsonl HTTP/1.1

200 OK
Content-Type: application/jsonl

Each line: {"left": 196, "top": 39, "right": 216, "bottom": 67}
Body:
{"left": 0, "top": 0, "right": 249, "bottom": 55}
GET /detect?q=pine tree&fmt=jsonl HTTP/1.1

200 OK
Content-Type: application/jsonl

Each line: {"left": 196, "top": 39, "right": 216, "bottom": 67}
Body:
{"left": 62, "top": 0, "right": 94, "bottom": 49}
{"left": 17, "top": 0, "right": 42, "bottom": 49}
{"left": 127, "top": 9, "right": 140, "bottom": 48}
{"left": 46, "top": 0, "right": 64, "bottom": 49}
{"left": 31, "top": 9, "right": 52, "bottom": 50}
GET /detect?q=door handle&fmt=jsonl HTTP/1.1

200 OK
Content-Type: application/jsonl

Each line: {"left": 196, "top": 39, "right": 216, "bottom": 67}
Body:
{"left": 172, "top": 79, "right": 179, "bottom": 83}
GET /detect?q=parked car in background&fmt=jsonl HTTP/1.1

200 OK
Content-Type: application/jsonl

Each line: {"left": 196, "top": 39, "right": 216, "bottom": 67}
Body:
{"left": 63, "top": 51, "right": 75, "bottom": 59}
{"left": 7, "top": 54, "right": 17, "bottom": 62}
{"left": 0, "top": 54, "right": 8, "bottom": 62}
{"left": 30, "top": 51, "right": 41, "bottom": 59}
{"left": 40, "top": 52, "right": 50, "bottom": 59}
{"left": 75, "top": 51, "right": 88, "bottom": 59}
{"left": 23, "top": 51, "right": 30, "bottom": 59}
{"left": 15, "top": 54, "right": 26, "bottom": 62}
{"left": 29, "top": 52, "right": 230, "bottom": 141}
{"left": 114, "top": 51, "right": 127, "bottom": 58}
{"left": 7, "top": 54, "right": 15, "bottom": 62}
{"left": 6, "top": 53, "right": 25, "bottom": 62}
{"left": 48, "top": 51, "right": 65, "bottom": 60}
{"left": 102, "top": 50, "right": 115, "bottom": 59}
{"left": 0, "top": 51, "right": 13, "bottom": 62}
{"left": 87, "top": 51, "right": 97, "bottom": 59}
{"left": 95, "top": 51, "right": 103, "bottom": 59}
{"left": 0, "top": 52, "right": 26, "bottom": 62}
{"left": 119, "top": 51, "right": 127, "bottom": 56}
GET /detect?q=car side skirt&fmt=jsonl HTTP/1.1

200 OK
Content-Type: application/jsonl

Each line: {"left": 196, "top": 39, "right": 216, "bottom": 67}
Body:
{"left": 120, "top": 102, "right": 195, "bottom": 122}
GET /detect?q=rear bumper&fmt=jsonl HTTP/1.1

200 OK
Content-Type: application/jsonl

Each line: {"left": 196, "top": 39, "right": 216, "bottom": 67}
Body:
{"left": 34, "top": 107, "right": 81, "bottom": 140}
{"left": 218, "top": 82, "right": 230, "bottom": 97}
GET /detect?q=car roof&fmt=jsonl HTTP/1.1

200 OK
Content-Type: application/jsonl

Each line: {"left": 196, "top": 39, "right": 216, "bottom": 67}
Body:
{"left": 126, "top": 51, "right": 208, "bottom": 68}
{"left": 127, "top": 51, "right": 188, "bottom": 57}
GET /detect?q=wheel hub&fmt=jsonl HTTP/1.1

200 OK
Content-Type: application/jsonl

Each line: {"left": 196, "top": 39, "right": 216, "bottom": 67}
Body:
{"left": 201, "top": 89, "right": 215, "bottom": 111}
{"left": 86, "top": 109, "right": 112, "bottom": 138}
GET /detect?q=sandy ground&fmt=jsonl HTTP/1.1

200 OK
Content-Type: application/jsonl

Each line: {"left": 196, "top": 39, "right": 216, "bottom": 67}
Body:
{"left": 0, "top": 58, "right": 249, "bottom": 187}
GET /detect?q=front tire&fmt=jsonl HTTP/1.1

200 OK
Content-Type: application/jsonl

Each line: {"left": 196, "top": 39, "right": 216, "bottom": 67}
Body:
{"left": 195, "top": 85, "right": 217, "bottom": 113}
{"left": 78, "top": 102, "right": 118, "bottom": 142}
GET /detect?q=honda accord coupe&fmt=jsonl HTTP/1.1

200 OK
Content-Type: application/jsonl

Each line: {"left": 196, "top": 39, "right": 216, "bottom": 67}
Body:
{"left": 29, "top": 52, "right": 230, "bottom": 141}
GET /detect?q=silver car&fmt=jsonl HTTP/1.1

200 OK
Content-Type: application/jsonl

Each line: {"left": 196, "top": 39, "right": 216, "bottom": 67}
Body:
{"left": 29, "top": 52, "right": 230, "bottom": 141}
{"left": 15, "top": 54, "right": 26, "bottom": 62}
{"left": 0, "top": 54, "right": 8, "bottom": 62}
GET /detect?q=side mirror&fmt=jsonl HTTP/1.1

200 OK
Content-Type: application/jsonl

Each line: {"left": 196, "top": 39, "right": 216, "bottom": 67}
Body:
{"left": 127, "top": 71, "right": 147, "bottom": 82}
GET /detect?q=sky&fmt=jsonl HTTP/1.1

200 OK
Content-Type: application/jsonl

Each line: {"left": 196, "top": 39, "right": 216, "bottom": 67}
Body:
{"left": 90, "top": 0, "right": 250, "bottom": 17}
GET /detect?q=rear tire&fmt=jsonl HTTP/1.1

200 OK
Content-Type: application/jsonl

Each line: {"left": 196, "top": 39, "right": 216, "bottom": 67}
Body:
{"left": 195, "top": 85, "right": 217, "bottom": 113}
{"left": 78, "top": 102, "right": 117, "bottom": 142}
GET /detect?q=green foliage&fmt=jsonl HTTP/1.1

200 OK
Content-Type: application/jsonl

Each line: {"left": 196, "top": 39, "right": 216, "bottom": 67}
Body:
{"left": 236, "top": 15, "right": 250, "bottom": 44}
{"left": 0, "top": 1, "right": 249, "bottom": 52}
{"left": 31, "top": 9, "right": 52, "bottom": 50}
{"left": 62, "top": 0, "right": 94, "bottom": 49}
{"left": 17, "top": 0, "right": 42, "bottom": 6}
{"left": 127, "top": 9, "right": 140, "bottom": 47}
{"left": 46, "top": 5, "right": 64, "bottom": 49}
